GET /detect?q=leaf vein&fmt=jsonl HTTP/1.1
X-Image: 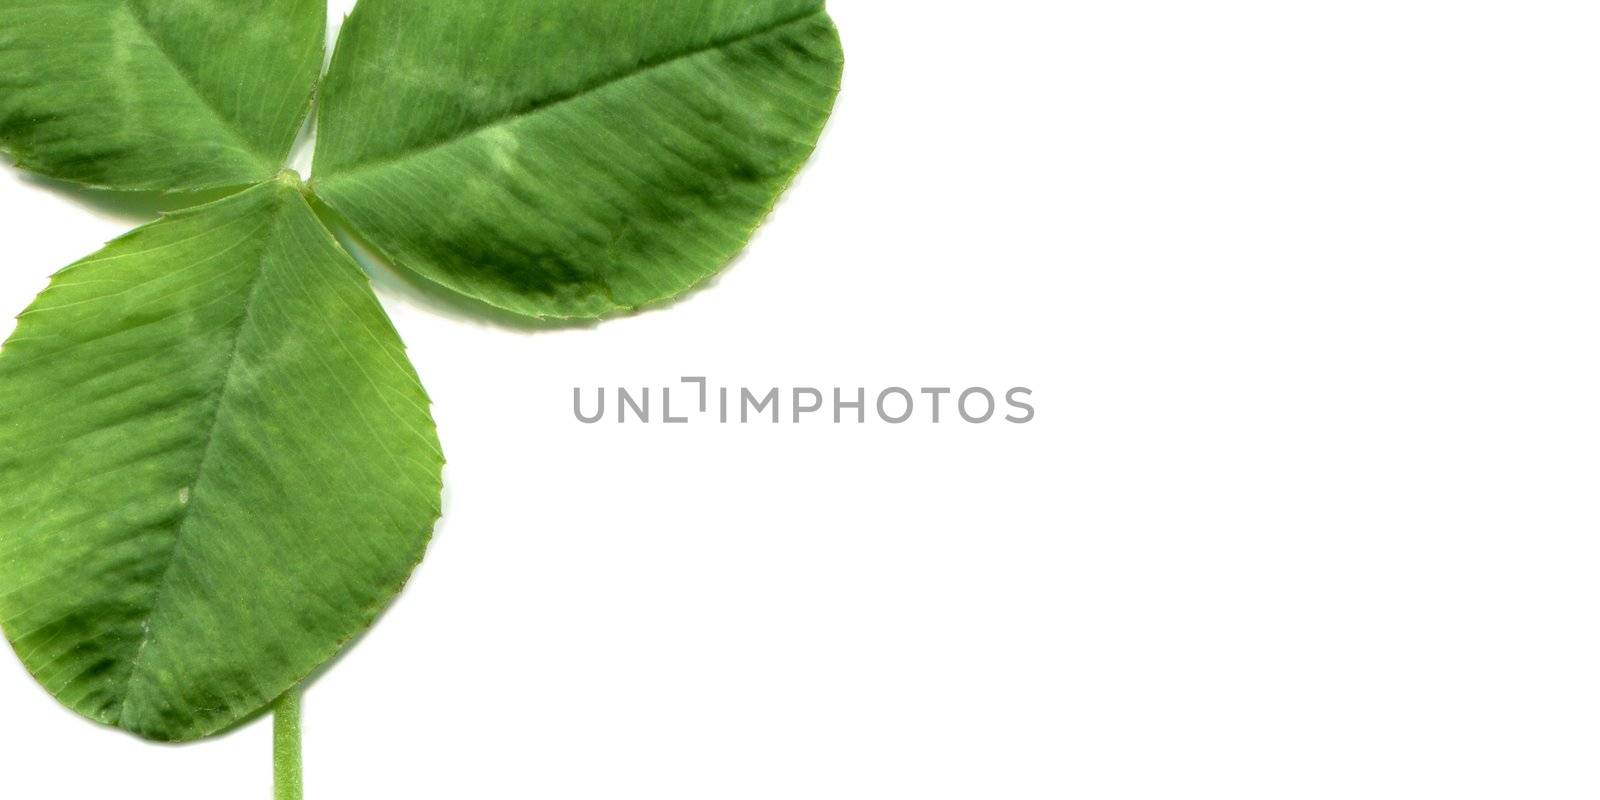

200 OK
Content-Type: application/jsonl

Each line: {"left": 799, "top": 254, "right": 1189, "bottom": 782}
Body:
{"left": 319, "top": 8, "right": 826, "bottom": 179}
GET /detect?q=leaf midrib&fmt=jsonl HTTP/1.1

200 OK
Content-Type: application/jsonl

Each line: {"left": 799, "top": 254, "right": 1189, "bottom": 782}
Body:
{"left": 120, "top": 1, "right": 276, "bottom": 174}
{"left": 314, "top": 8, "right": 826, "bottom": 181}
{"left": 114, "top": 196, "right": 286, "bottom": 725}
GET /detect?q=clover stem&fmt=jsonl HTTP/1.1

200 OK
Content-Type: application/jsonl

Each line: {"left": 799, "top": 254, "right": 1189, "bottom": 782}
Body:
{"left": 274, "top": 687, "right": 304, "bottom": 800}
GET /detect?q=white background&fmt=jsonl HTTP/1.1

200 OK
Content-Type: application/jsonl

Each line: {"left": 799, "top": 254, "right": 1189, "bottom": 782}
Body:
{"left": 2, "top": 1, "right": 1598, "bottom": 797}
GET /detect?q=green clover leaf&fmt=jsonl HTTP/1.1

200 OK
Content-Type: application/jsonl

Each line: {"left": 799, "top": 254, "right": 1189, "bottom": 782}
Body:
{"left": 313, "top": 0, "right": 843, "bottom": 318}
{"left": 0, "top": 177, "right": 443, "bottom": 742}
{"left": 0, "top": 0, "right": 325, "bottom": 190}
{"left": 0, "top": 0, "right": 840, "bottom": 794}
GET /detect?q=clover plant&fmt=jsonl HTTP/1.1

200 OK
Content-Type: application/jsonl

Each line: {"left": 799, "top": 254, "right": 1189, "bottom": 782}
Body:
{"left": 0, "top": 1, "right": 842, "bottom": 796}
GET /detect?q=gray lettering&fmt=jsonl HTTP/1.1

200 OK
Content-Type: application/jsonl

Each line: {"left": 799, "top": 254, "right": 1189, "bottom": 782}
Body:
{"left": 920, "top": 387, "right": 952, "bottom": 423}
{"left": 877, "top": 387, "right": 914, "bottom": 424}
{"left": 681, "top": 376, "right": 708, "bottom": 413}
{"left": 835, "top": 387, "right": 865, "bottom": 423}
{"left": 618, "top": 387, "right": 649, "bottom": 423}
{"left": 793, "top": 387, "right": 823, "bottom": 422}
{"left": 1005, "top": 387, "right": 1035, "bottom": 423}
{"left": 573, "top": 387, "right": 605, "bottom": 423}
{"left": 958, "top": 387, "right": 995, "bottom": 423}
{"left": 742, "top": 387, "right": 779, "bottom": 423}
{"left": 663, "top": 387, "right": 688, "bottom": 423}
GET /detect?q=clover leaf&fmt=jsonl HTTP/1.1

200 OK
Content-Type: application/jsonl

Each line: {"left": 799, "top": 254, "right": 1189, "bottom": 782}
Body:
{"left": 0, "top": 0, "right": 840, "bottom": 797}
{"left": 0, "top": 176, "right": 444, "bottom": 743}
{"left": 313, "top": 0, "right": 844, "bottom": 318}
{"left": 0, "top": 0, "right": 325, "bottom": 191}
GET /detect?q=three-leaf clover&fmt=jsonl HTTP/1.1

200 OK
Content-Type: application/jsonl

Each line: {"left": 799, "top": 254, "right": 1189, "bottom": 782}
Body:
{"left": 0, "top": 0, "right": 842, "bottom": 796}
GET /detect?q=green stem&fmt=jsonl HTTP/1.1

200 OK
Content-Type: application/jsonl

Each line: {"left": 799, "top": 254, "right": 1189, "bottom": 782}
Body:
{"left": 274, "top": 687, "right": 304, "bottom": 800}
